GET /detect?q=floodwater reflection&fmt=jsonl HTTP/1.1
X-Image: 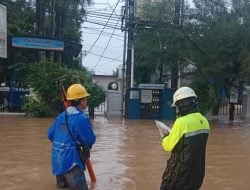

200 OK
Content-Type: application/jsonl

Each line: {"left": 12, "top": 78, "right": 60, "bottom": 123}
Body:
{"left": 0, "top": 115, "right": 250, "bottom": 190}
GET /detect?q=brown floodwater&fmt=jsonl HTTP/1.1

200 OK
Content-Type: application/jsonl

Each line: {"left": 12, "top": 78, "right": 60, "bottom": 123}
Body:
{"left": 0, "top": 114, "right": 250, "bottom": 190}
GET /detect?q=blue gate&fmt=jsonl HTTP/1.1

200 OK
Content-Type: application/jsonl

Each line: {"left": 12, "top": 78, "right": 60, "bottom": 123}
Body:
{"left": 126, "top": 86, "right": 175, "bottom": 120}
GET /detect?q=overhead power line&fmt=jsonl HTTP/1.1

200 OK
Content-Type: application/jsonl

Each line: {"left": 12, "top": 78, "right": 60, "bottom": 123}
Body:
{"left": 97, "top": 55, "right": 123, "bottom": 67}
{"left": 84, "top": 20, "right": 121, "bottom": 29}
{"left": 85, "top": 52, "right": 122, "bottom": 62}
{"left": 88, "top": 51, "right": 122, "bottom": 62}
{"left": 86, "top": 14, "right": 121, "bottom": 22}
{"left": 86, "top": 18, "right": 120, "bottom": 27}
{"left": 83, "top": 0, "right": 122, "bottom": 59}
{"left": 92, "top": 14, "right": 121, "bottom": 70}
{"left": 86, "top": 11, "right": 121, "bottom": 19}
{"left": 82, "top": 27, "right": 124, "bottom": 38}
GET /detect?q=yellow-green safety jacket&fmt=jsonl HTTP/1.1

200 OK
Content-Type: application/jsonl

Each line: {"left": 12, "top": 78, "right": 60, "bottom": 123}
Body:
{"left": 161, "top": 112, "right": 210, "bottom": 190}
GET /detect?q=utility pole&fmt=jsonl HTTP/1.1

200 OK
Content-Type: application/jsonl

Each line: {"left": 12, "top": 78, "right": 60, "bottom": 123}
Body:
{"left": 121, "top": 0, "right": 134, "bottom": 117}
{"left": 121, "top": 1, "right": 128, "bottom": 117}
{"left": 126, "top": 0, "right": 134, "bottom": 89}
{"left": 171, "top": 0, "right": 183, "bottom": 89}
{"left": 50, "top": 0, "right": 56, "bottom": 61}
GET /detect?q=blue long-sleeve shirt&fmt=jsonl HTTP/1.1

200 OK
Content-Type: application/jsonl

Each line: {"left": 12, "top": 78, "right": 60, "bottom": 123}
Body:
{"left": 48, "top": 107, "right": 96, "bottom": 175}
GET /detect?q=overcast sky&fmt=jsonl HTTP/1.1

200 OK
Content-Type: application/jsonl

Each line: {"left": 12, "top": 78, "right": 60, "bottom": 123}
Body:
{"left": 81, "top": 0, "right": 194, "bottom": 75}
{"left": 81, "top": 0, "right": 124, "bottom": 75}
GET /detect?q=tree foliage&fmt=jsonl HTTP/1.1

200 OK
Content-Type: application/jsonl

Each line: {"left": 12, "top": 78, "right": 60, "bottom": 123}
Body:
{"left": 0, "top": 0, "right": 90, "bottom": 83}
{"left": 134, "top": 0, "right": 250, "bottom": 113}
{"left": 0, "top": 0, "right": 107, "bottom": 116}
{"left": 5, "top": 0, "right": 36, "bottom": 36}
{"left": 20, "top": 60, "right": 105, "bottom": 116}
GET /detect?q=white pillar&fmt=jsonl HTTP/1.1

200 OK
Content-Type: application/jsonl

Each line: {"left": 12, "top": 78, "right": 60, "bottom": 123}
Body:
{"left": 242, "top": 87, "right": 250, "bottom": 119}
{"left": 131, "top": 44, "right": 134, "bottom": 88}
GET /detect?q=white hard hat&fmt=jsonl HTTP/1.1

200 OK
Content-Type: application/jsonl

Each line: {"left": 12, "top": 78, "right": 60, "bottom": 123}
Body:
{"left": 172, "top": 87, "right": 197, "bottom": 107}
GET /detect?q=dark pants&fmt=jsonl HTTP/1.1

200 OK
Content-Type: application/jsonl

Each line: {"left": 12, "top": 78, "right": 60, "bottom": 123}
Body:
{"left": 160, "top": 169, "right": 169, "bottom": 190}
{"left": 57, "top": 166, "right": 88, "bottom": 190}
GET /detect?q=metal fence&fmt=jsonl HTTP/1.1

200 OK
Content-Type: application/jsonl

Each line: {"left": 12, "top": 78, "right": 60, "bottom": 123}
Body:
{"left": 94, "top": 102, "right": 107, "bottom": 115}
{"left": 219, "top": 99, "right": 242, "bottom": 115}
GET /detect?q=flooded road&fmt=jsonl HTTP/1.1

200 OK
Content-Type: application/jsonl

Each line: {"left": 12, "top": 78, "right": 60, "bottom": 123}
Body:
{"left": 0, "top": 115, "right": 250, "bottom": 190}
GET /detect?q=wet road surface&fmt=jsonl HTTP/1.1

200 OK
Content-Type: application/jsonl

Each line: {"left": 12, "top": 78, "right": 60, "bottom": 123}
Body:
{"left": 0, "top": 115, "right": 250, "bottom": 190}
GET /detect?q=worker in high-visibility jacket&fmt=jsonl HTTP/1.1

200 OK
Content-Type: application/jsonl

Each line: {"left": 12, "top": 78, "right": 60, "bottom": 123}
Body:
{"left": 161, "top": 87, "right": 210, "bottom": 190}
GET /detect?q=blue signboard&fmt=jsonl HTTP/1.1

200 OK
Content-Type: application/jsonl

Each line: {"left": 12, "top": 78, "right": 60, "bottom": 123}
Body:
{"left": 12, "top": 36, "right": 64, "bottom": 51}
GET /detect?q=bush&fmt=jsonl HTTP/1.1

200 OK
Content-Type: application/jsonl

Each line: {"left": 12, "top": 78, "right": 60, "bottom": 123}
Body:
{"left": 192, "top": 83, "right": 217, "bottom": 115}
{"left": 20, "top": 60, "right": 106, "bottom": 116}
{"left": 21, "top": 93, "right": 52, "bottom": 117}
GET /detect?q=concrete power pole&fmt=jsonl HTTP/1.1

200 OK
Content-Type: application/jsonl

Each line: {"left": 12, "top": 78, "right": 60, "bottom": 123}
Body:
{"left": 126, "top": 0, "right": 134, "bottom": 89}
{"left": 121, "top": 0, "right": 128, "bottom": 117}
{"left": 171, "top": 0, "right": 183, "bottom": 89}
{"left": 50, "top": 0, "right": 56, "bottom": 61}
{"left": 122, "top": 0, "right": 134, "bottom": 118}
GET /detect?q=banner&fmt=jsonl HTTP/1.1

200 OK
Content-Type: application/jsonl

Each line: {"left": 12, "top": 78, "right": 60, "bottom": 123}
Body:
{"left": 12, "top": 36, "right": 64, "bottom": 51}
{"left": 0, "top": 4, "right": 7, "bottom": 58}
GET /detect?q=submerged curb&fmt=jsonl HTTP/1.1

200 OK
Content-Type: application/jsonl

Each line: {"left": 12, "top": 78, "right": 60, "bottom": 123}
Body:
{"left": 0, "top": 112, "right": 25, "bottom": 116}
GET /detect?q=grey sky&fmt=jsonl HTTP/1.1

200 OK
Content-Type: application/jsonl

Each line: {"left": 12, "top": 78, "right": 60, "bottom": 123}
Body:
{"left": 81, "top": 0, "right": 124, "bottom": 75}
{"left": 81, "top": 0, "right": 194, "bottom": 75}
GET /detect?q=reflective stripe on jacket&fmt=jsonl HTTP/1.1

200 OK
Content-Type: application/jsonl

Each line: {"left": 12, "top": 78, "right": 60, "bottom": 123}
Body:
{"left": 48, "top": 107, "right": 96, "bottom": 175}
{"left": 161, "top": 112, "right": 210, "bottom": 190}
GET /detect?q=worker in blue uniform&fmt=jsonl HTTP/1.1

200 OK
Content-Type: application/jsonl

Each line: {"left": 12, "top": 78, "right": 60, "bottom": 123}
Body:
{"left": 48, "top": 84, "right": 96, "bottom": 190}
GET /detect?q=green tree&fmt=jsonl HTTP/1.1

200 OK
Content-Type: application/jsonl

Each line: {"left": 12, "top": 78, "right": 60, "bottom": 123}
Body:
{"left": 47, "top": 0, "right": 90, "bottom": 67}
{"left": 20, "top": 60, "right": 105, "bottom": 117}
{"left": 86, "top": 83, "right": 106, "bottom": 118}
{"left": 0, "top": 0, "right": 37, "bottom": 83}
{"left": 134, "top": 0, "right": 174, "bottom": 84}
{"left": 134, "top": 0, "right": 195, "bottom": 85}
{"left": 190, "top": 0, "right": 250, "bottom": 112}
{"left": 3, "top": 0, "right": 36, "bottom": 36}
{"left": 0, "top": 0, "right": 93, "bottom": 88}
{"left": 134, "top": 0, "right": 250, "bottom": 114}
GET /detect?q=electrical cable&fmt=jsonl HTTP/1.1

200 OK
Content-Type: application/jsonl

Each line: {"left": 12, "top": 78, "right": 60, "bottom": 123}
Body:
{"left": 86, "top": 11, "right": 121, "bottom": 19}
{"left": 83, "top": 27, "right": 124, "bottom": 38}
{"left": 85, "top": 12, "right": 122, "bottom": 27}
{"left": 92, "top": 14, "right": 121, "bottom": 70}
{"left": 97, "top": 54, "right": 123, "bottom": 67}
{"left": 83, "top": 30, "right": 124, "bottom": 41}
{"left": 87, "top": 2, "right": 121, "bottom": 12}
{"left": 106, "top": 0, "right": 122, "bottom": 17}
{"left": 84, "top": 20, "right": 121, "bottom": 29}
{"left": 83, "top": 0, "right": 122, "bottom": 60}
{"left": 87, "top": 51, "right": 122, "bottom": 62}
{"left": 83, "top": 43, "right": 123, "bottom": 52}
{"left": 86, "top": 18, "right": 121, "bottom": 26}
{"left": 86, "top": 14, "right": 121, "bottom": 22}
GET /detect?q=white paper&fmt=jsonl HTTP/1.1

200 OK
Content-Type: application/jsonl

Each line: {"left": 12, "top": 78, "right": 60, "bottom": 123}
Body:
{"left": 155, "top": 120, "right": 171, "bottom": 138}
